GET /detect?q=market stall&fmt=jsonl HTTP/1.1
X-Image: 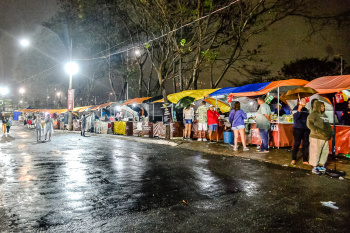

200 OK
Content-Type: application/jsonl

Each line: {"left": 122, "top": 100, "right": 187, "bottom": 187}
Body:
{"left": 227, "top": 79, "right": 310, "bottom": 148}
{"left": 306, "top": 75, "right": 350, "bottom": 154}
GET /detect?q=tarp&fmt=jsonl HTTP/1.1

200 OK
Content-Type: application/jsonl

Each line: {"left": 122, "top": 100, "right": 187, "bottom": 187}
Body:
{"left": 121, "top": 97, "right": 152, "bottom": 106}
{"left": 204, "top": 98, "right": 230, "bottom": 113}
{"left": 209, "top": 87, "right": 238, "bottom": 96}
{"left": 229, "top": 79, "right": 309, "bottom": 97}
{"left": 78, "top": 106, "right": 92, "bottom": 112}
{"left": 305, "top": 75, "right": 350, "bottom": 94}
{"left": 114, "top": 121, "right": 126, "bottom": 135}
{"left": 56, "top": 109, "right": 68, "bottom": 114}
{"left": 167, "top": 89, "right": 218, "bottom": 104}
{"left": 91, "top": 102, "right": 115, "bottom": 110}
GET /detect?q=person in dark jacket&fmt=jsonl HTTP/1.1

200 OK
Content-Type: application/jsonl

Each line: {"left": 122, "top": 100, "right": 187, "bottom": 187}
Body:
{"left": 307, "top": 101, "right": 333, "bottom": 175}
{"left": 291, "top": 98, "right": 310, "bottom": 165}
{"left": 341, "top": 99, "right": 350, "bottom": 125}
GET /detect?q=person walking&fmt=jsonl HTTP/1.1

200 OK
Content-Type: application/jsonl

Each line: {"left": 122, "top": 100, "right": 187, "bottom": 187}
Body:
{"left": 207, "top": 105, "right": 220, "bottom": 142}
{"left": 229, "top": 101, "right": 249, "bottom": 151}
{"left": 44, "top": 114, "right": 54, "bottom": 141}
{"left": 6, "top": 117, "right": 11, "bottom": 134}
{"left": 291, "top": 98, "right": 310, "bottom": 165}
{"left": 183, "top": 105, "right": 194, "bottom": 140}
{"left": 307, "top": 101, "right": 333, "bottom": 175}
{"left": 256, "top": 96, "right": 271, "bottom": 153}
{"left": 2, "top": 117, "right": 6, "bottom": 135}
{"left": 195, "top": 101, "right": 208, "bottom": 141}
{"left": 35, "top": 114, "right": 42, "bottom": 141}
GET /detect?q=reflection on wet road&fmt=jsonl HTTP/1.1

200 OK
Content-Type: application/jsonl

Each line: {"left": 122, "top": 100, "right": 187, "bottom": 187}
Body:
{"left": 0, "top": 126, "right": 350, "bottom": 232}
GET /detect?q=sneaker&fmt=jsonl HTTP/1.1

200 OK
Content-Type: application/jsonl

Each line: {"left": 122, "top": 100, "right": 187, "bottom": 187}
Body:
{"left": 198, "top": 138, "right": 202, "bottom": 141}
{"left": 243, "top": 147, "right": 249, "bottom": 151}
{"left": 256, "top": 145, "right": 260, "bottom": 150}
{"left": 202, "top": 138, "right": 207, "bottom": 142}
{"left": 258, "top": 150, "right": 269, "bottom": 154}
{"left": 233, "top": 147, "right": 238, "bottom": 151}
{"left": 182, "top": 137, "right": 185, "bottom": 140}
{"left": 312, "top": 167, "right": 321, "bottom": 175}
{"left": 230, "top": 144, "right": 235, "bottom": 147}
{"left": 317, "top": 166, "right": 326, "bottom": 172}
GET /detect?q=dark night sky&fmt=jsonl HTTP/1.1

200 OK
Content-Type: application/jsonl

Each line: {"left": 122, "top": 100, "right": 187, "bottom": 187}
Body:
{"left": 0, "top": 0, "right": 349, "bottom": 91}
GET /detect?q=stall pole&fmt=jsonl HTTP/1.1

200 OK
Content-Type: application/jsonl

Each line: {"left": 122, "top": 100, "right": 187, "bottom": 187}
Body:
{"left": 153, "top": 103, "right": 155, "bottom": 122}
{"left": 277, "top": 87, "right": 280, "bottom": 149}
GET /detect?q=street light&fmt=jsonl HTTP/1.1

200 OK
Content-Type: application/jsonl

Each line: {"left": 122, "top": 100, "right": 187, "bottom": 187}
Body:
{"left": 20, "top": 39, "right": 30, "bottom": 47}
{"left": 135, "top": 49, "right": 141, "bottom": 57}
{"left": 65, "top": 61, "right": 79, "bottom": 131}
{"left": 0, "top": 87, "right": 9, "bottom": 96}
{"left": 19, "top": 88, "right": 25, "bottom": 94}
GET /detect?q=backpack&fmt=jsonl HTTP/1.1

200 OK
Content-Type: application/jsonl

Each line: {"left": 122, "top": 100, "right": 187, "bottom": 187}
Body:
{"left": 6, "top": 121, "right": 11, "bottom": 127}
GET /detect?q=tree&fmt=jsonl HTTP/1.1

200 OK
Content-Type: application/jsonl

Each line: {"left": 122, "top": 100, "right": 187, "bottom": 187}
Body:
{"left": 280, "top": 57, "right": 348, "bottom": 81}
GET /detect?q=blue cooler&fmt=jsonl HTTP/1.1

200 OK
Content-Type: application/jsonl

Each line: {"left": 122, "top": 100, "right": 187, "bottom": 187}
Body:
{"left": 224, "top": 131, "right": 233, "bottom": 144}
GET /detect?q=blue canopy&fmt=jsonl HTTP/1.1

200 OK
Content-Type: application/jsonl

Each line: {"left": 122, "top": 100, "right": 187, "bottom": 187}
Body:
{"left": 230, "top": 82, "right": 271, "bottom": 93}
{"left": 209, "top": 87, "right": 238, "bottom": 96}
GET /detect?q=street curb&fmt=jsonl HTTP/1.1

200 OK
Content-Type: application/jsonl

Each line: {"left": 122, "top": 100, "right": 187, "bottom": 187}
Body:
{"left": 54, "top": 130, "right": 179, "bottom": 147}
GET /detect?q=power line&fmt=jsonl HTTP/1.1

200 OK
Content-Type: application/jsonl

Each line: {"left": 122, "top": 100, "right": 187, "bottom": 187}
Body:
{"left": 77, "top": 0, "right": 241, "bottom": 61}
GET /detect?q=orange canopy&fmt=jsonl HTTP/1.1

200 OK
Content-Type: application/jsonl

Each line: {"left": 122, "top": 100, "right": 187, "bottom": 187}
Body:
{"left": 229, "top": 79, "right": 309, "bottom": 97}
{"left": 90, "top": 102, "right": 115, "bottom": 110}
{"left": 121, "top": 97, "right": 152, "bottom": 106}
{"left": 305, "top": 75, "right": 350, "bottom": 94}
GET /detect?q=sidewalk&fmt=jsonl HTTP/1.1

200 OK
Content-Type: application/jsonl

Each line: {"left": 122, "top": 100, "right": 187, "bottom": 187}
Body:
{"left": 47, "top": 127, "right": 350, "bottom": 179}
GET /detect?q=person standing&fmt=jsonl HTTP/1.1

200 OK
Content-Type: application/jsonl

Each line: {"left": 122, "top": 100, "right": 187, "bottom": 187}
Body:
{"left": 256, "top": 96, "right": 271, "bottom": 153}
{"left": 183, "top": 105, "right": 194, "bottom": 140}
{"left": 229, "top": 101, "right": 249, "bottom": 151}
{"left": 44, "top": 114, "right": 54, "bottom": 141}
{"left": 35, "top": 114, "right": 42, "bottom": 141}
{"left": 307, "top": 101, "right": 333, "bottom": 175}
{"left": 81, "top": 114, "right": 87, "bottom": 136}
{"left": 291, "top": 98, "right": 310, "bottom": 165}
{"left": 195, "top": 101, "right": 209, "bottom": 141}
{"left": 207, "top": 105, "right": 220, "bottom": 142}
{"left": 341, "top": 99, "right": 350, "bottom": 125}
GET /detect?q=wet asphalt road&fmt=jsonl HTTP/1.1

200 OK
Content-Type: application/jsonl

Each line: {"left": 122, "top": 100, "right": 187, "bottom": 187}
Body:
{"left": 0, "top": 126, "right": 350, "bottom": 233}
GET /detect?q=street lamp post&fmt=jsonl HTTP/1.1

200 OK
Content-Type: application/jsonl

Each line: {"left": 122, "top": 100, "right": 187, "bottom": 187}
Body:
{"left": 65, "top": 62, "right": 79, "bottom": 131}
{"left": 0, "top": 87, "right": 9, "bottom": 116}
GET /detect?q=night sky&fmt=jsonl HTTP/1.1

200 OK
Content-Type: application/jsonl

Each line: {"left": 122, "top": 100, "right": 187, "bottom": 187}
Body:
{"left": 0, "top": 0, "right": 349, "bottom": 90}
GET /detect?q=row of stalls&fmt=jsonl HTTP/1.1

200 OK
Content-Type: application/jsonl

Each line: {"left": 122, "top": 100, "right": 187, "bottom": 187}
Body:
{"left": 15, "top": 75, "right": 350, "bottom": 155}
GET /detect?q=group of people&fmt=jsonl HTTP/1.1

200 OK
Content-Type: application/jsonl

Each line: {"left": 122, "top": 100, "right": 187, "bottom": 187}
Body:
{"left": 181, "top": 97, "right": 350, "bottom": 175}
{"left": 182, "top": 101, "right": 221, "bottom": 142}
{"left": 30, "top": 113, "right": 54, "bottom": 141}
{"left": 1, "top": 116, "right": 12, "bottom": 135}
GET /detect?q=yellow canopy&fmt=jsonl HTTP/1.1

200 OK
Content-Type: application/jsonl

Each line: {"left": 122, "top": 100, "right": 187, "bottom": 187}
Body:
{"left": 204, "top": 98, "right": 230, "bottom": 113}
{"left": 167, "top": 89, "right": 218, "bottom": 104}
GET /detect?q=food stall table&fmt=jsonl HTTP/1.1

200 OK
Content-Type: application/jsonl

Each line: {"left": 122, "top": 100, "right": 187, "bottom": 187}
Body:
{"left": 240, "top": 122, "right": 294, "bottom": 147}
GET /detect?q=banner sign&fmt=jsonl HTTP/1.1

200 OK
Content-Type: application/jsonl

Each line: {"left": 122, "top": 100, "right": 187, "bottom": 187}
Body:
{"left": 68, "top": 89, "right": 75, "bottom": 111}
{"left": 162, "top": 106, "right": 172, "bottom": 125}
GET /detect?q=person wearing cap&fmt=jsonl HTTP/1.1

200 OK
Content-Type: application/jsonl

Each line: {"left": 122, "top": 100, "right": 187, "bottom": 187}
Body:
{"left": 183, "top": 104, "right": 195, "bottom": 140}
{"left": 195, "top": 101, "right": 209, "bottom": 141}
{"left": 256, "top": 95, "right": 271, "bottom": 153}
{"left": 207, "top": 105, "right": 220, "bottom": 142}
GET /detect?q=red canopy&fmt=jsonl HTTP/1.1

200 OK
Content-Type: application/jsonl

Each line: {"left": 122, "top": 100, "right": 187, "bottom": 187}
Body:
{"left": 305, "top": 75, "right": 350, "bottom": 94}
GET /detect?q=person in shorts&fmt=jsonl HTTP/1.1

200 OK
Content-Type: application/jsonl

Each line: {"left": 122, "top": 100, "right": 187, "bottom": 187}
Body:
{"left": 196, "top": 101, "right": 208, "bottom": 141}
{"left": 207, "top": 105, "right": 220, "bottom": 142}
{"left": 183, "top": 105, "right": 194, "bottom": 140}
{"left": 229, "top": 101, "right": 248, "bottom": 151}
